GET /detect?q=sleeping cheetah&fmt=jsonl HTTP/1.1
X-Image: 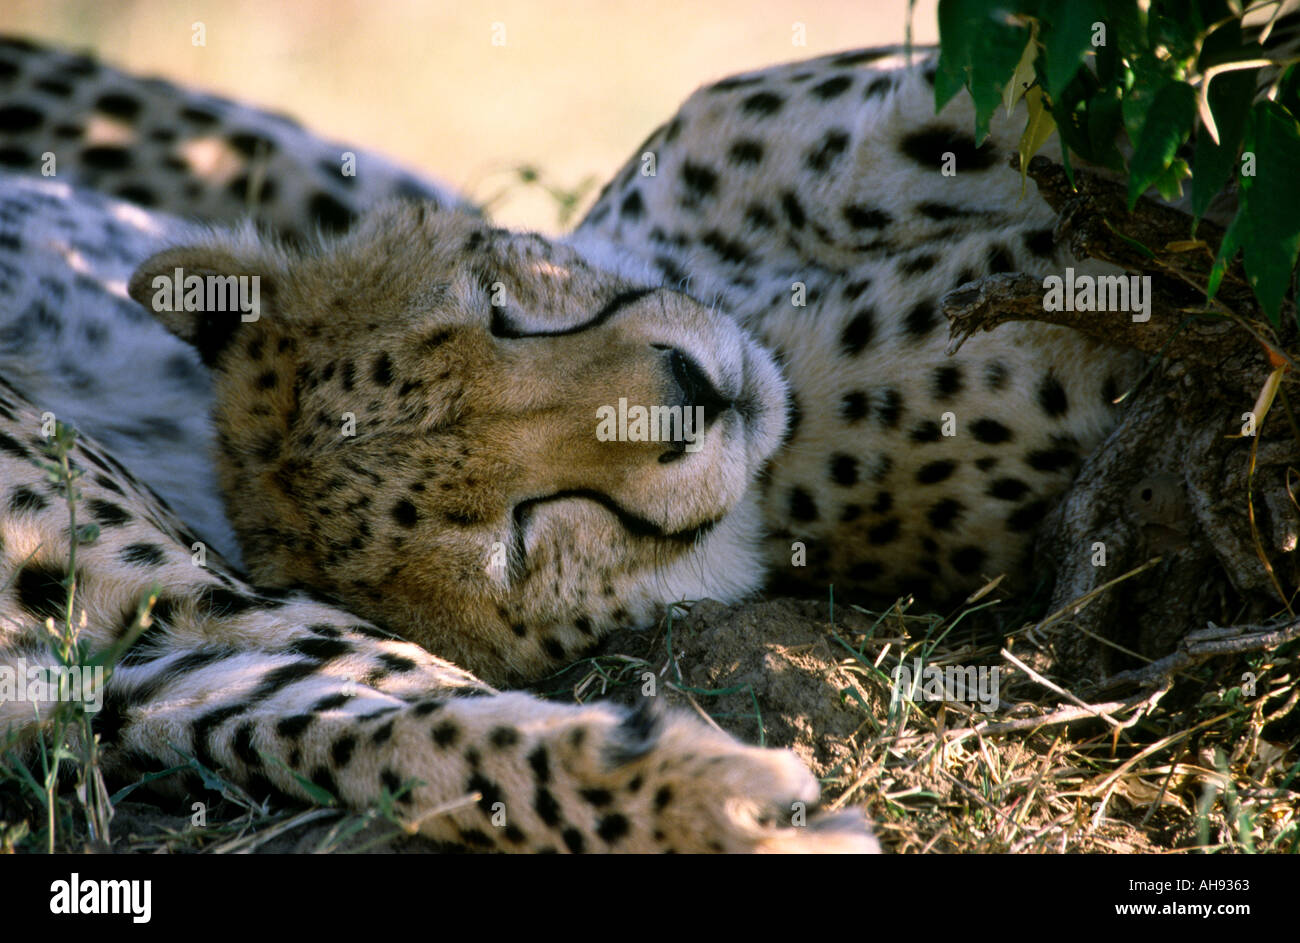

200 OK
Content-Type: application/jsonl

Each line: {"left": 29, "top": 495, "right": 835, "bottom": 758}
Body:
{"left": 1, "top": 37, "right": 1142, "bottom": 851}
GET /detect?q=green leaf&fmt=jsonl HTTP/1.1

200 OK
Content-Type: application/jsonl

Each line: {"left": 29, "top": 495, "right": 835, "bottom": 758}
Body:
{"left": 935, "top": 0, "right": 975, "bottom": 112}
{"left": 109, "top": 765, "right": 190, "bottom": 804}
{"left": 1278, "top": 64, "right": 1300, "bottom": 116}
{"left": 1018, "top": 85, "right": 1058, "bottom": 194}
{"left": 1004, "top": 26, "right": 1040, "bottom": 115}
{"left": 1100, "top": 0, "right": 1147, "bottom": 62}
{"left": 257, "top": 749, "right": 338, "bottom": 806}
{"left": 1147, "top": 6, "right": 1199, "bottom": 62}
{"left": 1127, "top": 80, "right": 1197, "bottom": 208}
{"left": 1192, "top": 22, "right": 1259, "bottom": 220}
{"left": 935, "top": 0, "right": 1031, "bottom": 141}
{"left": 1052, "top": 68, "right": 1125, "bottom": 171}
{"left": 1122, "top": 54, "right": 1172, "bottom": 146}
{"left": 1043, "top": 0, "right": 1105, "bottom": 106}
{"left": 1212, "top": 101, "right": 1300, "bottom": 325}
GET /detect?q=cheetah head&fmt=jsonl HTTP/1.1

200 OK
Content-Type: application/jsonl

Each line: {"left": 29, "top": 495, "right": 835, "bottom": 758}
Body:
{"left": 129, "top": 202, "right": 788, "bottom": 684}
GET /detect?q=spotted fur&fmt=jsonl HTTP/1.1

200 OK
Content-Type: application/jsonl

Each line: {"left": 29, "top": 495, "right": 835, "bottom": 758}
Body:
{"left": 1, "top": 38, "right": 1156, "bottom": 852}
{"left": 572, "top": 46, "right": 1143, "bottom": 599}
{"left": 0, "top": 36, "right": 468, "bottom": 239}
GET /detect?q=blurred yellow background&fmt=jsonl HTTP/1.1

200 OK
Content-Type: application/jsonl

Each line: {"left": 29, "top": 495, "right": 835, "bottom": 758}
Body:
{"left": 2, "top": 1, "right": 937, "bottom": 231}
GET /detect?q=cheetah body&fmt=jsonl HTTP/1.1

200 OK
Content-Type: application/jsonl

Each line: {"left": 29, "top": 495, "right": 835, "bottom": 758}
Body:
{"left": 0, "top": 38, "right": 1142, "bottom": 852}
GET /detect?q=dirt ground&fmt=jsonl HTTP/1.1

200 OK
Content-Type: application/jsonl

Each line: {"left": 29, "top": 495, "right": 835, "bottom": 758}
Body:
{"left": 70, "top": 588, "right": 1295, "bottom": 855}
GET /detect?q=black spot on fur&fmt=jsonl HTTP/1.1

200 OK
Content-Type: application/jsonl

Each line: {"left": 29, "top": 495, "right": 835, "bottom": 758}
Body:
{"left": 114, "top": 184, "right": 156, "bottom": 206}
{"left": 900, "top": 126, "right": 997, "bottom": 170}
{"left": 842, "top": 278, "right": 871, "bottom": 301}
{"left": 432, "top": 721, "right": 460, "bottom": 748}
{"left": 917, "top": 460, "right": 957, "bottom": 484}
{"left": 371, "top": 352, "right": 394, "bottom": 386}
{"left": 910, "top": 421, "right": 941, "bottom": 443}
{"left": 840, "top": 308, "right": 877, "bottom": 355}
{"left": 680, "top": 162, "right": 718, "bottom": 200}
{"left": 840, "top": 391, "right": 869, "bottom": 423}
{"left": 607, "top": 698, "right": 663, "bottom": 766}
{"left": 88, "top": 498, "right": 131, "bottom": 527}
{"left": 987, "top": 244, "right": 1015, "bottom": 274}
{"left": 728, "top": 139, "right": 764, "bottom": 165}
{"left": 950, "top": 546, "right": 985, "bottom": 576}
{"left": 971, "top": 419, "right": 1013, "bottom": 444}
{"left": 194, "top": 586, "right": 261, "bottom": 620}
{"left": 489, "top": 726, "right": 520, "bottom": 749}
{"left": 0, "top": 104, "right": 42, "bottom": 133}
{"left": 830, "top": 454, "right": 858, "bottom": 486}
{"left": 534, "top": 786, "right": 562, "bottom": 827}
{"left": 904, "top": 300, "right": 937, "bottom": 337}
{"left": 179, "top": 106, "right": 218, "bottom": 125}
{"left": 249, "top": 661, "right": 321, "bottom": 702}
{"left": 901, "top": 253, "right": 938, "bottom": 274}
{"left": 597, "top": 814, "right": 630, "bottom": 843}
{"left": 701, "top": 230, "right": 750, "bottom": 265}
{"left": 868, "top": 518, "right": 900, "bottom": 545}
{"left": 308, "top": 192, "right": 357, "bottom": 233}
{"left": 95, "top": 92, "right": 141, "bottom": 121}
{"left": 528, "top": 745, "right": 551, "bottom": 783}
{"left": 781, "top": 191, "right": 806, "bottom": 228}
{"left": 1007, "top": 499, "right": 1050, "bottom": 532}
{"left": 1038, "top": 373, "right": 1069, "bottom": 418}
{"left": 927, "top": 498, "right": 964, "bottom": 531}
{"left": 120, "top": 542, "right": 166, "bottom": 567}
{"left": 876, "top": 389, "right": 903, "bottom": 428}
{"left": 810, "top": 75, "right": 853, "bottom": 99}
{"left": 562, "top": 828, "right": 585, "bottom": 853}
{"left": 864, "top": 76, "right": 894, "bottom": 98}
{"left": 843, "top": 205, "right": 892, "bottom": 229}
{"left": 8, "top": 485, "right": 48, "bottom": 514}
{"left": 619, "top": 189, "right": 644, "bottom": 219}
{"left": 741, "top": 91, "right": 784, "bottom": 116}
{"left": 1026, "top": 448, "right": 1077, "bottom": 472}
{"left": 287, "top": 636, "right": 353, "bottom": 660}
{"left": 377, "top": 652, "right": 417, "bottom": 674}
{"left": 789, "top": 487, "right": 818, "bottom": 521}
{"left": 391, "top": 498, "right": 419, "bottom": 527}
{"left": 744, "top": 203, "right": 775, "bottom": 229}
{"left": 1024, "top": 228, "right": 1055, "bottom": 258}
{"left": 932, "top": 365, "right": 963, "bottom": 400}
{"left": 710, "top": 75, "right": 763, "bottom": 92}
{"left": 312, "top": 693, "right": 351, "bottom": 712}
{"left": 806, "top": 129, "right": 850, "bottom": 172}
{"left": 276, "top": 714, "right": 314, "bottom": 740}
{"left": 80, "top": 146, "right": 131, "bottom": 170}
{"left": 16, "top": 562, "right": 67, "bottom": 621}
{"left": 984, "top": 361, "right": 1009, "bottom": 391}
{"left": 227, "top": 130, "right": 276, "bottom": 158}
{"left": 831, "top": 49, "right": 894, "bottom": 67}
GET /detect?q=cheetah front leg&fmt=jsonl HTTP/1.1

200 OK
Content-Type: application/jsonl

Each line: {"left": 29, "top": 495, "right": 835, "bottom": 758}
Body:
{"left": 99, "top": 647, "right": 876, "bottom": 852}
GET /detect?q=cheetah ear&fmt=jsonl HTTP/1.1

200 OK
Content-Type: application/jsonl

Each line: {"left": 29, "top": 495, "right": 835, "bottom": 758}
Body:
{"left": 129, "top": 245, "right": 281, "bottom": 367}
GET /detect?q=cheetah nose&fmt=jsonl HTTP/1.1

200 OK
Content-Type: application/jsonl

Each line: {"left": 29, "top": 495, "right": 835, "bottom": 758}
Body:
{"left": 663, "top": 347, "right": 731, "bottom": 428}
